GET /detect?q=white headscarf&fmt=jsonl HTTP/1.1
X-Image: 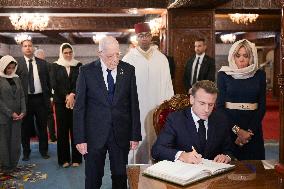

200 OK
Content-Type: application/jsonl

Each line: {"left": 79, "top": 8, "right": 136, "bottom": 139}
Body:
{"left": 0, "top": 55, "right": 18, "bottom": 78}
{"left": 219, "top": 39, "right": 259, "bottom": 79}
{"left": 54, "top": 43, "right": 79, "bottom": 67}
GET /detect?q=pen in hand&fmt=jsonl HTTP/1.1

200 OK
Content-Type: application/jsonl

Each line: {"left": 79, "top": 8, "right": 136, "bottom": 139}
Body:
{"left": 191, "top": 146, "right": 198, "bottom": 157}
{"left": 192, "top": 146, "right": 197, "bottom": 153}
{"left": 191, "top": 146, "right": 202, "bottom": 163}
{"left": 179, "top": 146, "right": 202, "bottom": 164}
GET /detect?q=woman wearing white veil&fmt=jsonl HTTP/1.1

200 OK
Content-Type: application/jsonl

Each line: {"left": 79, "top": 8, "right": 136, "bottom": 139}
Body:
{"left": 51, "top": 43, "right": 82, "bottom": 167}
{"left": 0, "top": 55, "right": 26, "bottom": 172}
{"left": 216, "top": 39, "right": 266, "bottom": 160}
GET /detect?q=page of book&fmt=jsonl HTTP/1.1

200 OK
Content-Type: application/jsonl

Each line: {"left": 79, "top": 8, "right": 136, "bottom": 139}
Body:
{"left": 199, "top": 159, "right": 235, "bottom": 174}
{"left": 143, "top": 159, "right": 235, "bottom": 186}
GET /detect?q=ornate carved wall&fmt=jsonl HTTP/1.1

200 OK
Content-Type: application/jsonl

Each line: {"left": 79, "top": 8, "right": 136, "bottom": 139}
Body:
{"left": 0, "top": 0, "right": 167, "bottom": 9}
{"left": 217, "top": 0, "right": 281, "bottom": 9}
{"left": 167, "top": 9, "right": 214, "bottom": 94}
{"left": 278, "top": 0, "right": 284, "bottom": 164}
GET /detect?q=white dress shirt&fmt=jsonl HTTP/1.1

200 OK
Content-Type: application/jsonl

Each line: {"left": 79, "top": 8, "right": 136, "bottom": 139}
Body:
{"left": 100, "top": 59, "right": 117, "bottom": 90}
{"left": 191, "top": 53, "right": 205, "bottom": 85}
{"left": 174, "top": 108, "right": 208, "bottom": 161}
{"left": 24, "top": 56, "right": 43, "bottom": 94}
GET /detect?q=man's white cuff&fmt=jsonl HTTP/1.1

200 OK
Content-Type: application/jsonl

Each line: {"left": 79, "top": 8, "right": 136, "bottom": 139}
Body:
{"left": 174, "top": 151, "right": 184, "bottom": 161}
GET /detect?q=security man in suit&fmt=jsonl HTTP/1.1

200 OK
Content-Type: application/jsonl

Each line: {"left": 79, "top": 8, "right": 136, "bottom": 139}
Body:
{"left": 73, "top": 36, "right": 141, "bottom": 189}
{"left": 16, "top": 39, "right": 51, "bottom": 161}
{"left": 152, "top": 80, "right": 233, "bottom": 164}
{"left": 184, "top": 38, "right": 215, "bottom": 92}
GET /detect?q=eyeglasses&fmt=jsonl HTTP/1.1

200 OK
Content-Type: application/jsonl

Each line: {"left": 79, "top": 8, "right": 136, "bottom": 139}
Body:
{"left": 137, "top": 33, "right": 152, "bottom": 39}
{"left": 101, "top": 52, "right": 122, "bottom": 60}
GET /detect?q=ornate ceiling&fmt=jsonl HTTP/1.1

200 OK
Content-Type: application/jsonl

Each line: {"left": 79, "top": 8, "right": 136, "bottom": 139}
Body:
{"left": 0, "top": 0, "right": 281, "bottom": 44}
{"left": 0, "top": 0, "right": 169, "bottom": 44}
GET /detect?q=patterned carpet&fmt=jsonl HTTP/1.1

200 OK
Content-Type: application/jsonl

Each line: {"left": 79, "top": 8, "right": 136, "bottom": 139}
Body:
{"left": 0, "top": 164, "right": 47, "bottom": 188}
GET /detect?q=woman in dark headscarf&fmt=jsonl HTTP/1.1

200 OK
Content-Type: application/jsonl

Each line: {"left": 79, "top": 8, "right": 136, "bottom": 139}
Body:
{"left": 51, "top": 43, "right": 82, "bottom": 167}
{"left": 0, "top": 55, "right": 26, "bottom": 172}
{"left": 217, "top": 39, "right": 266, "bottom": 160}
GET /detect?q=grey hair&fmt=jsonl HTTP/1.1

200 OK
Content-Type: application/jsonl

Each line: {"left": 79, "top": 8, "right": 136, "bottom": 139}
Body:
{"left": 34, "top": 49, "right": 45, "bottom": 57}
{"left": 98, "top": 36, "right": 119, "bottom": 52}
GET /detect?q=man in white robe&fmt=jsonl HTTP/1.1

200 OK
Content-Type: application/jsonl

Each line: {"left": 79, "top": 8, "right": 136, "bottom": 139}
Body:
{"left": 123, "top": 22, "right": 174, "bottom": 163}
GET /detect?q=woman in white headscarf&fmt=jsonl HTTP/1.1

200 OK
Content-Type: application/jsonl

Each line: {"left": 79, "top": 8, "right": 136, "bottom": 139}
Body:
{"left": 0, "top": 55, "right": 26, "bottom": 172}
{"left": 216, "top": 39, "right": 266, "bottom": 160}
{"left": 51, "top": 43, "right": 82, "bottom": 168}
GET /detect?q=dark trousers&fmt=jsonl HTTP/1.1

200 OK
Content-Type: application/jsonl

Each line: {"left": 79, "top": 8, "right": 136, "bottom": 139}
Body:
{"left": 55, "top": 103, "right": 82, "bottom": 165}
{"left": 85, "top": 130, "right": 129, "bottom": 189}
{"left": 21, "top": 94, "right": 48, "bottom": 156}
{"left": 47, "top": 102, "right": 56, "bottom": 141}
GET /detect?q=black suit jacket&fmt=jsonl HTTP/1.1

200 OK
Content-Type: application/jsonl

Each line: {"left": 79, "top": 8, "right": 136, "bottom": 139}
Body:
{"left": 165, "top": 55, "right": 175, "bottom": 79}
{"left": 184, "top": 55, "right": 215, "bottom": 92}
{"left": 151, "top": 108, "right": 233, "bottom": 161}
{"left": 73, "top": 60, "right": 141, "bottom": 151}
{"left": 16, "top": 57, "right": 51, "bottom": 108}
{"left": 50, "top": 63, "right": 82, "bottom": 103}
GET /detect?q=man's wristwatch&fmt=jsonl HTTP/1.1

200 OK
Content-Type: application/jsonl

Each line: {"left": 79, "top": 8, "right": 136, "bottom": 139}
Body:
{"left": 232, "top": 125, "right": 240, "bottom": 135}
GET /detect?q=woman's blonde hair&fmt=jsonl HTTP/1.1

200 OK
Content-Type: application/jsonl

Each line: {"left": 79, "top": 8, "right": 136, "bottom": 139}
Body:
{"left": 233, "top": 40, "right": 254, "bottom": 66}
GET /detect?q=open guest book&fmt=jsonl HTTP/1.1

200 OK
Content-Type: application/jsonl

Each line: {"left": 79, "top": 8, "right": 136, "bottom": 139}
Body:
{"left": 143, "top": 159, "right": 235, "bottom": 186}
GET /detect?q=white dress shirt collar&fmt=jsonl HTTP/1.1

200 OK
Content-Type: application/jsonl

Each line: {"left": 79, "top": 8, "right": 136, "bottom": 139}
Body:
{"left": 24, "top": 56, "right": 35, "bottom": 63}
{"left": 24, "top": 56, "right": 43, "bottom": 94}
{"left": 100, "top": 59, "right": 117, "bottom": 72}
{"left": 100, "top": 59, "right": 117, "bottom": 90}
{"left": 191, "top": 108, "right": 208, "bottom": 138}
{"left": 195, "top": 52, "right": 205, "bottom": 62}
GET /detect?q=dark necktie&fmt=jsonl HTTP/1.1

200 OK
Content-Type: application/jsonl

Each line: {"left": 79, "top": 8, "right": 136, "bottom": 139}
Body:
{"left": 28, "top": 59, "right": 35, "bottom": 94}
{"left": 192, "top": 57, "right": 200, "bottom": 85}
{"left": 107, "top": 69, "right": 115, "bottom": 103}
{"left": 198, "top": 119, "right": 206, "bottom": 154}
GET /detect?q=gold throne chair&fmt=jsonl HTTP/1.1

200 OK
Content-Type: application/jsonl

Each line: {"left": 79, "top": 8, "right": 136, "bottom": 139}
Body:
{"left": 153, "top": 94, "right": 191, "bottom": 136}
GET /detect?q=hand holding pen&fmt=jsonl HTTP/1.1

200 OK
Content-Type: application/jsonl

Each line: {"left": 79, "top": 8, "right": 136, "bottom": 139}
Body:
{"left": 178, "top": 146, "right": 202, "bottom": 164}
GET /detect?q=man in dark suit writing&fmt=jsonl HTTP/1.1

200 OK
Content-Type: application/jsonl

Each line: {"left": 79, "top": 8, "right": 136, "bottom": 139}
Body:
{"left": 184, "top": 38, "right": 215, "bottom": 92}
{"left": 73, "top": 36, "right": 141, "bottom": 189}
{"left": 152, "top": 80, "right": 232, "bottom": 164}
{"left": 16, "top": 39, "right": 51, "bottom": 161}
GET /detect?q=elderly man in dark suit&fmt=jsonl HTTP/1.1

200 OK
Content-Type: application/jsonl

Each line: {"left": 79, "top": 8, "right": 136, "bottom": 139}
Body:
{"left": 16, "top": 39, "right": 51, "bottom": 161}
{"left": 184, "top": 38, "right": 215, "bottom": 92}
{"left": 73, "top": 36, "right": 141, "bottom": 189}
{"left": 34, "top": 48, "right": 57, "bottom": 142}
{"left": 152, "top": 80, "right": 233, "bottom": 164}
